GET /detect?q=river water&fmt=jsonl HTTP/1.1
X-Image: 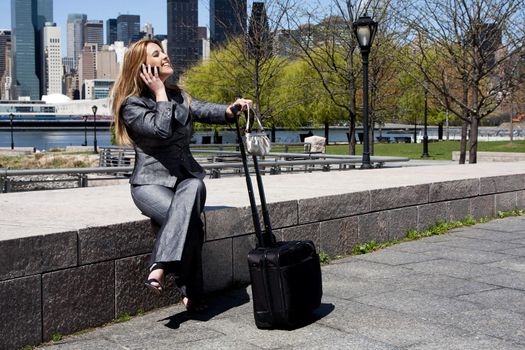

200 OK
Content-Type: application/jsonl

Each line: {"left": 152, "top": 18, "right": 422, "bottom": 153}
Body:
{"left": 0, "top": 126, "right": 516, "bottom": 150}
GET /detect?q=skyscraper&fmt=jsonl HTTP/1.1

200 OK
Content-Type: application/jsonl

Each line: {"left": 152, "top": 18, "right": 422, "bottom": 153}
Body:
{"left": 67, "top": 14, "right": 87, "bottom": 70}
{"left": 42, "top": 22, "right": 62, "bottom": 95}
{"left": 0, "top": 30, "right": 11, "bottom": 99}
{"left": 106, "top": 18, "right": 117, "bottom": 45}
{"left": 11, "top": 0, "right": 52, "bottom": 100}
{"left": 167, "top": 0, "right": 200, "bottom": 79}
{"left": 84, "top": 20, "right": 104, "bottom": 48}
{"left": 248, "top": 2, "right": 270, "bottom": 58}
{"left": 117, "top": 15, "right": 140, "bottom": 45}
{"left": 78, "top": 43, "right": 97, "bottom": 98}
{"left": 210, "top": 0, "right": 246, "bottom": 48}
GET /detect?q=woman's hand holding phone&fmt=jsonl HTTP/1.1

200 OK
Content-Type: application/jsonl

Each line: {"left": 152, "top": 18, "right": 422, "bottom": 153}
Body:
{"left": 140, "top": 64, "right": 167, "bottom": 102}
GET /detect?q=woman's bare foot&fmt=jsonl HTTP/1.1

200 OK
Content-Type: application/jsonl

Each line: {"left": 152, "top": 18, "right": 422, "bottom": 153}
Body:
{"left": 183, "top": 297, "right": 208, "bottom": 312}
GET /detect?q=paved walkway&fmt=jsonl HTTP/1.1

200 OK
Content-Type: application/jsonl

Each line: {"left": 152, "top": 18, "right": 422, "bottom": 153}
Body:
{"left": 38, "top": 215, "right": 525, "bottom": 349}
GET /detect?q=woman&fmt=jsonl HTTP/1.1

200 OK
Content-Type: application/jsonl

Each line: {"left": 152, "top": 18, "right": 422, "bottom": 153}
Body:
{"left": 111, "top": 38, "right": 250, "bottom": 311}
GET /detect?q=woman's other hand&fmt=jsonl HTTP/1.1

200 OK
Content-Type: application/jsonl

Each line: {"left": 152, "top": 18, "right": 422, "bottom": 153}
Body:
{"left": 226, "top": 98, "right": 253, "bottom": 119}
{"left": 140, "top": 64, "right": 168, "bottom": 102}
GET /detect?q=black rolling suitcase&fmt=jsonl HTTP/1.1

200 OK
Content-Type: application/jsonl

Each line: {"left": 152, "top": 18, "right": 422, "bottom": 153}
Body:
{"left": 234, "top": 110, "right": 322, "bottom": 329}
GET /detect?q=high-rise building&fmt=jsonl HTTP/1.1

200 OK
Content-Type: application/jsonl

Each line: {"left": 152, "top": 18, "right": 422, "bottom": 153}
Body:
{"left": 248, "top": 2, "right": 270, "bottom": 58}
{"left": 84, "top": 20, "right": 104, "bottom": 48}
{"left": 143, "top": 23, "right": 154, "bottom": 39}
{"left": 106, "top": 19, "right": 117, "bottom": 45}
{"left": 78, "top": 44, "right": 97, "bottom": 98}
{"left": 42, "top": 22, "right": 63, "bottom": 95}
{"left": 0, "top": 30, "right": 12, "bottom": 99}
{"left": 83, "top": 79, "right": 115, "bottom": 99}
{"left": 197, "top": 27, "right": 210, "bottom": 61}
{"left": 210, "top": 0, "right": 246, "bottom": 48}
{"left": 67, "top": 14, "right": 87, "bottom": 70}
{"left": 11, "top": 0, "right": 52, "bottom": 100}
{"left": 167, "top": 0, "right": 201, "bottom": 79}
{"left": 62, "top": 57, "right": 76, "bottom": 74}
{"left": 96, "top": 48, "right": 119, "bottom": 79}
{"left": 117, "top": 15, "right": 140, "bottom": 45}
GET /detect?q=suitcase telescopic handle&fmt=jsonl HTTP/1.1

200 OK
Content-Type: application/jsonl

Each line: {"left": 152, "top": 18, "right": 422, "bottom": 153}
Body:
{"left": 234, "top": 110, "right": 268, "bottom": 247}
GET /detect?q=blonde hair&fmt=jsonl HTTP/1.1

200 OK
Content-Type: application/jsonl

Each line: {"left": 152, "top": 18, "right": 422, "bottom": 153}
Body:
{"left": 111, "top": 38, "right": 180, "bottom": 145}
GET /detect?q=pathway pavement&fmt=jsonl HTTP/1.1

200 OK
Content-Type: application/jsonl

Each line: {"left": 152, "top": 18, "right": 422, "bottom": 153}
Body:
{"left": 38, "top": 215, "right": 525, "bottom": 349}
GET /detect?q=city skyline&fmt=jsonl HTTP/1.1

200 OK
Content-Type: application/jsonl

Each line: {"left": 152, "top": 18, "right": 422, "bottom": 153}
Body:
{"left": 0, "top": 0, "right": 211, "bottom": 56}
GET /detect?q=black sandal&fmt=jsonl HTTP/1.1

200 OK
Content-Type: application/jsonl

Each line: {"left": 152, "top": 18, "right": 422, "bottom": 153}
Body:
{"left": 145, "top": 263, "right": 165, "bottom": 294}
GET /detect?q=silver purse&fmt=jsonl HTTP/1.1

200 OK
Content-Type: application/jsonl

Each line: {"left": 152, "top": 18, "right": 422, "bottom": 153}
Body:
{"left": 244, "top": 108, "right": 271, "bottom": 156}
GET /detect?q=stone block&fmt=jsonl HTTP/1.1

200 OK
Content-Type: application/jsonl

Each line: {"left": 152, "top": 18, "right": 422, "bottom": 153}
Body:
{"left": 418, "top": 202, "right": 448, "bottom": 231}
{"left": 78, "top": 220, "right": 154, "bottom": 264}
{"left": 203, "top": 238, "right": 232, "bottom": 293}
{"left": 387, "top": 207, "right": 418, "bottom": 241}
{"left": 429, "top": 179, "right": 479, "bottom": 202}
{"left": 204, "top": 206, "right": 254, "bottom": 241}
{"left": 470, "top": 195, "right": 495, "bottom": 219}
{"left": 280, "top": 222, "right": 321, "bottom": 249}
{"left": 42, "top": 261, "right": 115, "bottom": 341}
{"left": 480, "top": 174, "right": 525, "bottom": 195}
{"left": 518, "top": 190, "right": 525, "bottom": 210}
{"left": 495, "top": 192, "right": 517, "bottom": 213}
{"left": 370, "top": 184, "right": 429, "bottom": 211}
{"left": 266, "top": 200, "right": 298, "bottom": 229}
{"left": 115, "top": 254, "right": 181, "bottom": 317}
{"left": 319, "top": 216, "right": 358, "bottom": 256}
{"left": 358, "top": 211, "right": 389, "bottom": 244}
{"left": 0, "top": 230, "right": 77, "bottom": 281}
{"left": 298, "top": 191, "right": 370, "bottom": 224}
{"left": 0, "top": 275, "right": 42, "bottom": 350}
{"left": 232, "top": 234, "right": 257, "bottom": 284}
{"left": 447, "top": 198, "right": 471, "bottom": 222}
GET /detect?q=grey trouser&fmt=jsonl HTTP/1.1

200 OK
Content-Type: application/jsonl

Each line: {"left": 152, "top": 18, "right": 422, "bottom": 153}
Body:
{"left": 130, "top": 178, "right": 206, "bottom": 298}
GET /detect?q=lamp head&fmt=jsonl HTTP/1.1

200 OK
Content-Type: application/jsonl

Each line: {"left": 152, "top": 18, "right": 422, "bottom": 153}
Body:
{"left": 91, "top": 105, "right": 98, "bottom": 114}
{"left": 353, "top": 15, "right": 378, "bottom": 51}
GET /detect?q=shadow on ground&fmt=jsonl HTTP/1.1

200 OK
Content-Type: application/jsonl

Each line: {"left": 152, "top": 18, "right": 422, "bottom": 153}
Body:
{"left": 159, "top": 285, "right": 335, "bottom": 331}
{"left": 159, "top": 287, "right": 251, "bottom": 329}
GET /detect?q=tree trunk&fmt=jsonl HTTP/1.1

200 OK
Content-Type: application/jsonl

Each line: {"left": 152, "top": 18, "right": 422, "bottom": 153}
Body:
{"left": 459, "top": 120, "right": 468, "bottom": 164}
{"left": 324, "top": 121, "right": 329, "bottom": 145}
{"left": 271, "top": 124, "right": 276, "bottom": 143}
{"left": 469, "top": 86, "right": 479, "bottom": 164}
{"left": 348, "top": 115, "right": 356, "bottom": 155}
{"left": 469, "top": 117, "right": 479, "bottom": 164}
{"left": 459, "top": 78, "right": 469, "bottom": 164}
{"left": 413, "top": 117, "right": 418, "bottom": 143}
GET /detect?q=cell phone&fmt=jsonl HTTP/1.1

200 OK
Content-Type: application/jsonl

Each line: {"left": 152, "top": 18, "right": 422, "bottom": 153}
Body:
{"left": 149, "top": 66, "right": 159, "bottom": 74}
{"left": 143, "top": 65, "right": 158, "bottom": 74}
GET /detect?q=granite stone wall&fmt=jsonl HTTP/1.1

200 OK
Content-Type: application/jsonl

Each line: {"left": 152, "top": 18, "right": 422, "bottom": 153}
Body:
{"left": 1, "top": 174, "right": 525, "bottom": 349}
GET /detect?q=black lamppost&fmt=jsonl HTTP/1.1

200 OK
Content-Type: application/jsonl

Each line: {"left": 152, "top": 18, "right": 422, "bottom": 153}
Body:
{"left": 91, "top": 105, "right": 98, "bottom": 153}
{"left": 353, "top": 15, "right": 378, "bottom": 169}
{"left": 9, "top": 113, "right": 14, "bottom": 150}
{"left": 82, "top": 115, "right": 88, "bottom": 146}
{"left": 421, "top": 81, "right": 430, "bottom": 157}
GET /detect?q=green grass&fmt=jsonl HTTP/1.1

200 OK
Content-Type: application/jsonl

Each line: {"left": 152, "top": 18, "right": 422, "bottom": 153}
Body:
{"left": 348, "top": 210, "right": 523, "bottom": 257}
{"left": 325, "top": 140, "right": 525, "bottom": 160}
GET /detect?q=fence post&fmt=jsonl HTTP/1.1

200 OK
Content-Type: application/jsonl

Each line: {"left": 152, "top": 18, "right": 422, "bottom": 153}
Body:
{"left": 78, "top": 174, "right": 88, "bottom": 187}
{"left": 2, "top": 177, "right": 11, "bottom": 193}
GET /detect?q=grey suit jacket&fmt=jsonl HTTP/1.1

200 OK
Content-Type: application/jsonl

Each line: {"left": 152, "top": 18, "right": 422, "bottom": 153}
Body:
{"left": 122, "top": 90, "right": 230, "bottom": 187}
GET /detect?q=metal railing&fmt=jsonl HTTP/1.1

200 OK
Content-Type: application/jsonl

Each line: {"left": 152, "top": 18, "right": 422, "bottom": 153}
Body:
{"left": 1, "top": 145, "right": 409, "bottom": 193}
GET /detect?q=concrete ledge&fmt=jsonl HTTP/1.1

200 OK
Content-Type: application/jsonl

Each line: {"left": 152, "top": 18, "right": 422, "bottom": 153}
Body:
{"left": 1, "top": 162, "right": 525, "bottom": 348}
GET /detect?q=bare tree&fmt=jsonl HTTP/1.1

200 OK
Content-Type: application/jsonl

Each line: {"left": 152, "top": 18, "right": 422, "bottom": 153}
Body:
{"left": 190, "top": 0, "right": 299, "bottom": 140}
{"left": 284, "top": 0, "right": 394, "bottom": 155}
{"left": 394, "top": 0, "right": 525, "bottom": 163}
